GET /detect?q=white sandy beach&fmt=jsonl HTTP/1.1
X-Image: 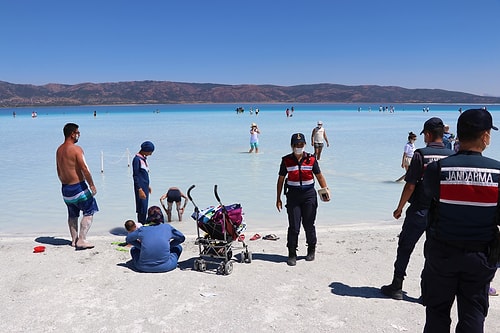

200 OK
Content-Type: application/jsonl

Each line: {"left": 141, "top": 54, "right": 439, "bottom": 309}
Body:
{"left": 1, "top": 223, "right": 498, "bottom": 333}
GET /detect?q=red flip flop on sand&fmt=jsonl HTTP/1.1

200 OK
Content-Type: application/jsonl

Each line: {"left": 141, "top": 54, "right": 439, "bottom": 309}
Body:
{"left": 250, "top": 233, "right": 261, "bottom": 241}
{"left": 238, "top": 234, "right": 245, "bottom": 242}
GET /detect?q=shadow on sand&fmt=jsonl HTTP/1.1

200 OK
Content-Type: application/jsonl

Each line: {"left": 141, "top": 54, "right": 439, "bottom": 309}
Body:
{"left": 109, "top": 227, "right": 128, "bottom": 236}
{"left": 178, "top": 252, "right": 288, "bottom": 272}
{"left": 329, "top": 281, "right": 421, "bottom": 303}
{"left": 34, "top": 236, "right": 71, "bottom": 246}
{"left": 116, "top": 260, "right": 141, "bottom": 272}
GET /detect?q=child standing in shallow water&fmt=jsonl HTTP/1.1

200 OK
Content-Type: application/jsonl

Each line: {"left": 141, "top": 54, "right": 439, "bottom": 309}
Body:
{"left": 249, "top": 123, "right": 260, "bottom": 153}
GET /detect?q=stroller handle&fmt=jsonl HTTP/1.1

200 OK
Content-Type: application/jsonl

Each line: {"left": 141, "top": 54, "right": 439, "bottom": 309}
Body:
{"left": 214, "top": 184, "right": 221, "bottom": 204}
{"left": 187, "top": 184, "right": 196, "bottom": 201}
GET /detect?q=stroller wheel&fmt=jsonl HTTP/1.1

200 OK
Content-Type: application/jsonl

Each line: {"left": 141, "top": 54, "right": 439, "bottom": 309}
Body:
{"left": 199, "top": 260, "right": 207, "bottom": 272}
{"left": 193, "top": 259, "right": 200, "bottom": 271}
{"left": 245, "top": 251, "right": 253, "bottom": 264}
{"left": 217, "top": 263, "right": 224, "bottom": 275}
{"left": 239, "top": 251, "right": 246, "bottom": 263}
{"left": 224, "top": 261, "right": 233, "bottom": 275}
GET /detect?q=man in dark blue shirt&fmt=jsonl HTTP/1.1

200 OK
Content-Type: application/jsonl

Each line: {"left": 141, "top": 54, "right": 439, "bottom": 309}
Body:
{"left": 381, "top": 117, "right": 453, "bottom": 300}
{"left": 421, "top": 109, "right": 500, "bottom": 332}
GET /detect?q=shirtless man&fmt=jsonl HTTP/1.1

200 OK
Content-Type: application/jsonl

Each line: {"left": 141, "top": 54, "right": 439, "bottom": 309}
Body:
{"left": 56, "top": 123, "right": 98, "bottom": 249}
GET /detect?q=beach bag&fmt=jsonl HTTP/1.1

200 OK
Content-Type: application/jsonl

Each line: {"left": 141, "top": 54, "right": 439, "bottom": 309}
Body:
{"left": 191, "top": 205, "right": 217, "bottom": 224}
{"left": 191, "top": 205, "right": 226, "bottom": 240}
{"left": 212, "top": 203, "right": 245, "bottom": 240}
{"left": 221, "top": 203, "right": 243, "bottom": 226}
{"left": 200, "top": 205, "right": 226, "bottom": 240}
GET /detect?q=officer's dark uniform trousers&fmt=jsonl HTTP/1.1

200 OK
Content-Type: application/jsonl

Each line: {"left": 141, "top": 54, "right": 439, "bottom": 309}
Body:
{"left": 286, "top": 187, "right": 317, "bottom": 250}
{"left": 422, "top": 238, "right": 495, "bottom": 333}
{"left": 394, "top": 205, "right": 428, "bottom": 278}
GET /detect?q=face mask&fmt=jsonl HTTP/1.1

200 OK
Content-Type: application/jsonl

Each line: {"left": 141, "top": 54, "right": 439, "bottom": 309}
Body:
{"left": 293, "top": 147, "right": 304, "bottom": 155}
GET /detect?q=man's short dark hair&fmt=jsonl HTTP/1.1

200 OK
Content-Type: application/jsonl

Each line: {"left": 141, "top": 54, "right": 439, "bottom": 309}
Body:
{"left": 428, "top": 127, "right": 445, "bottom": 141}
{"left": 63, "top": 123, "right": 79, "bottom": 138}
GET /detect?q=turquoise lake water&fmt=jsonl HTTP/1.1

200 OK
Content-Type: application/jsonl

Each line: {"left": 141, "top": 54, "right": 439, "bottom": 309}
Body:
{"left": 1, "top": 103, "right": 499, "bottom": 237}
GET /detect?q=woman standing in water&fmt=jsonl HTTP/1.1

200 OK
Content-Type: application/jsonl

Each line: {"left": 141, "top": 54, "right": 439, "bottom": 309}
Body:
{"left": 396, "top": 132, "right": 417, "bottom": 182}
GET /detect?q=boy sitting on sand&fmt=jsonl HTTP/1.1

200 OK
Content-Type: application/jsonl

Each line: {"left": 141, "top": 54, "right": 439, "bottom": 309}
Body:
{"left": 124, "top": 219, "right": 142, "bottom": 233}
{"left": 124, "top": 220, "right": 143, "bottom": 247}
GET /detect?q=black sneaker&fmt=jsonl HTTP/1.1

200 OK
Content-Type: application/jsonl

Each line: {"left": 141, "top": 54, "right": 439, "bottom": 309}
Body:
{"left": 287, "top": 256, "right": 297, "bottom": 266}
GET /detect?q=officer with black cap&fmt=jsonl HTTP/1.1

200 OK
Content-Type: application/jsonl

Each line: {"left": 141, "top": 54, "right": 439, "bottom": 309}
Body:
{"left": 381, "top": 117, "right": 454, "bottom": 300}
{"left": 421, "top": 108, "right": 500, "bottom": 332}
{"left": 276, "top": 133, "right": 330, "bottom": 266}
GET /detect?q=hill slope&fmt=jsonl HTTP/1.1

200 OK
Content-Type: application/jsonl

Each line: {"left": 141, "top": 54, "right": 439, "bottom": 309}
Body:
{"left": 1, "top": 80, "right": 499, "bottom": 107}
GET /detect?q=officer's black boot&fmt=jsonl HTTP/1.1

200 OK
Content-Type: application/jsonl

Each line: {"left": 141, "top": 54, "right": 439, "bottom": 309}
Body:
{"left": 287, "top": 248, "right": 297, "bottom": 266}
{"left": 381, "top": 276, "right": 403, "bottom": 300}
{"left": 305, "top": 245, "right": 316, "bottom": 261}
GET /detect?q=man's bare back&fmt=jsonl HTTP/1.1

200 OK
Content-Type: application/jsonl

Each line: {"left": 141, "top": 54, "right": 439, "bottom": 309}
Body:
{"left": 56, "top": 139, "right": 95, "bottom": 192}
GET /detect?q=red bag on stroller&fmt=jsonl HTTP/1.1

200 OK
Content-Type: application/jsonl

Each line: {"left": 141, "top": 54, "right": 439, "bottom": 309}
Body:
{"left": 196, "top": 204, "right": 243, "bottom": 241}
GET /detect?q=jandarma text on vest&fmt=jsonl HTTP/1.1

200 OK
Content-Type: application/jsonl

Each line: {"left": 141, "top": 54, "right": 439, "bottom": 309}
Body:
{"left": 442, "top": 167, "right": 500, "bottom": 184}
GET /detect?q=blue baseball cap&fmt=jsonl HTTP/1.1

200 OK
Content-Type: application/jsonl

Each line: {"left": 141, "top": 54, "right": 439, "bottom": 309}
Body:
{"left": 291, "top": 133, "right": 306, "bottom": 145}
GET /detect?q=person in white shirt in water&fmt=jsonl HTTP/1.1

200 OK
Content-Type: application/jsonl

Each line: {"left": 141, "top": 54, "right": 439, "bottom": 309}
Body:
{"left": 311, "top": 121, "right": 330, "bottom": 160}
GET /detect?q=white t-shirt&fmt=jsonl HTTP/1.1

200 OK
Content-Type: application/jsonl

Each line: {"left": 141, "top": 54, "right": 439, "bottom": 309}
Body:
{"left": 403, "top": 142, "right": 415, "bottom": 157}
{"left": 313, "top": 127, "right": 325, "bottom": 143}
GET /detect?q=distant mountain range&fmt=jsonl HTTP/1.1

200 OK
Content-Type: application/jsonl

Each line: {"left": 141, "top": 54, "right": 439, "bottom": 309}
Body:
{"left": 1, "top": 80, "right": 499, "bottom": 107}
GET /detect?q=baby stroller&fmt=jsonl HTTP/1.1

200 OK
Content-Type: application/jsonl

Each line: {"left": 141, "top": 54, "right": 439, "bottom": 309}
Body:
{"left": 188, "top": 184, "right": 252, "bottom": 275}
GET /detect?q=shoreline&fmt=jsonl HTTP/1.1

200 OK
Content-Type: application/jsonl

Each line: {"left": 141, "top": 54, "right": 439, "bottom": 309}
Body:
{"left": 0, "top": 220, "right": 397, "bottom": 239}
{"left": 1, "top": 222, "right": 498, "bottom": 332}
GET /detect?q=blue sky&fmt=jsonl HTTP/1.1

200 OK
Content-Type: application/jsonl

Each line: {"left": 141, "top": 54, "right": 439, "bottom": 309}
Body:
{"left": 1, "top": 0, "right": 499, "bottom": 96}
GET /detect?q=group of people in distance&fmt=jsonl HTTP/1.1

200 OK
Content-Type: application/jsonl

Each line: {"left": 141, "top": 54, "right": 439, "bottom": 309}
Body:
{"left": 56, "top": 108, "right": 499, "bottom": 331}
{"left": 248, "top": 120, "right": 330, "bottom": 160}
{"left": 385, "top": 109, "right": 500, "bottom": 332}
